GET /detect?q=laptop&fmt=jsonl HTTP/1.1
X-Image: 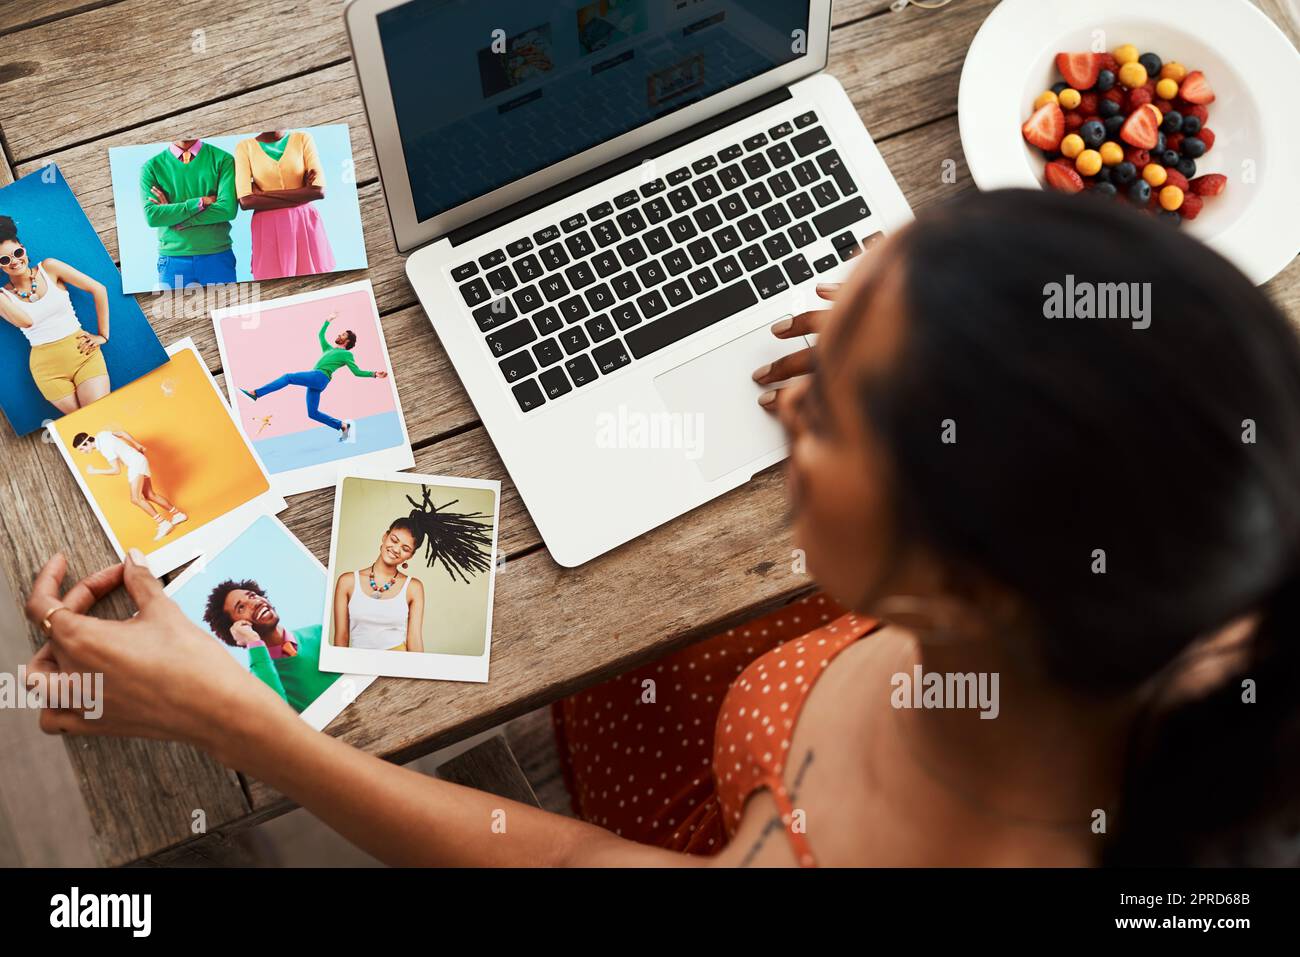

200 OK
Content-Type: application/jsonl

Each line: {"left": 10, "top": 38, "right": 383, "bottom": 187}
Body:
{"left": 345, "top": 0, "right": 913, "bottom": 566}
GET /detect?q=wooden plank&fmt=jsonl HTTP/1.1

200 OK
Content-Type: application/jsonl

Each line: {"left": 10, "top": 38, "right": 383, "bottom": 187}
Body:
{"left": 833, "top": 0, "right": 897, "bottom": 27}
{"left": 0, "top": 0, "right": 352, "bottom": 162}
{"left": 436, "top": 735, "right": 541, "bottom": 808}
{"left": 0, "top": 1, "right": 124, "bottom": 36}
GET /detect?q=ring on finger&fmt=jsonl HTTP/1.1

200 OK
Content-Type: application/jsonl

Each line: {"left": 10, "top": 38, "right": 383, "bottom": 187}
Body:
{"left": 41, "top": 604, "right": 73, "bottom": 634}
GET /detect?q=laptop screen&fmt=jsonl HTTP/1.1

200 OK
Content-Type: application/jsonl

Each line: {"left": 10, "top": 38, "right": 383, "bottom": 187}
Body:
{"left": 376, "top": 1, "right": 814, "bottom": 225}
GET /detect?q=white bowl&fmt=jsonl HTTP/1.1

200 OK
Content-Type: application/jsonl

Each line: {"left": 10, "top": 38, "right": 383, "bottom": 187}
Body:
{"left": 958, "top": 0, "right": 1300, "bottom": 285}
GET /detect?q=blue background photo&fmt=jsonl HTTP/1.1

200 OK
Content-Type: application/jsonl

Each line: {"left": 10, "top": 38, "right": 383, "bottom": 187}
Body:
{"left": 0, "top": 165, "right": 167, "bottom": 436}
{"left": 109, "top": 124, "right": 368, "bottom": 294}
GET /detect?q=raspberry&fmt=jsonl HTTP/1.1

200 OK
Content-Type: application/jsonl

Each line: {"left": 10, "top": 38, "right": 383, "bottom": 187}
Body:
{"left": 1078, "top": 92, "right": 1099, "bottom": 115}
{"left": 1166, "top": 133, "right": 1184, "bottom": 153}
{"left": 1124, "top": 146, "right": 1151, "bottom": 169}
{"left": 1128, "top": 86, "right": 1153, "bottom": 110}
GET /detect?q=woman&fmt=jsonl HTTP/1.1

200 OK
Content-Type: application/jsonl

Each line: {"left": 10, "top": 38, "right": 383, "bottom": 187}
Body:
{"left": 233, "top": 130, "right": 336, "bottom": 281}
{"left": 332, "top": 518, "right": 426, "bottom": 653}
{"left": 21, "top": 190, "right": 1300, "bottom": 866}
{"left": 0, "top": 215, "right": 111, "bottom": 414}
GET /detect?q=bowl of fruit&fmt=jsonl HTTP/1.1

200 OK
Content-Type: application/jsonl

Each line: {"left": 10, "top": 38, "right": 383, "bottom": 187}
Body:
{"left": 958, "top": 0, "right": 1300, "bottom": 285}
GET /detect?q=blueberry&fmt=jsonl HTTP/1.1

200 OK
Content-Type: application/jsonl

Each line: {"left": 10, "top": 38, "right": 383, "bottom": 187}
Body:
{"left": 1155, "top": 132, "right": 1167, "bottom": 154}
{"left": 1051, "top": 80, "right": 1069, "bottom": 95}
{"left": 1096, "top": 69, "right": 1116, "bottom": 92}
{"left": 1104, "top": 115, "right": 1126, "bottom": 138}
{"left": 1182, "top": 115, "right": 1202, "bottom": 135}
{"left": 1080, "top": 120, "right": 1106, "bottom": 149}
{"left": 1113, "top": 161, "right": 1138, "bottom": 185}
{"left": 1128, "top": 180, "right": 1152, "bottom": 205}
{"left": 1095, "top": 165, "right": 1113, "bottom": 184}
{"left": 1161, "top": 111, "right": 1183, "bottom": 134}
{"left": 1093, "top": 181, "right": 1118, "bottom": 197}
{"left": 1099, "top": 98, "right": 1121, "bottom": 118}
{"left": 1157, "top": 209, "right": 1182, "bottom": 226}
{"left": 1177, "top": 156, "right": 1198, "bottom": 178}
{"left": 1139, "top": 53, "right": 1163, "bottom": 76}
{"left": 1161, "top": 149, "right": 1181, "bottom": 167}
{"left": 1182, "top": 136, "right": 1206, "bottom": 158}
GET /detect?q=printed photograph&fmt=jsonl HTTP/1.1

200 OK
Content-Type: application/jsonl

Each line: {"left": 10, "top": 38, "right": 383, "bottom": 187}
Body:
{"left": 164, "top": 513, "right": 375, "bottom": 731}
{"left": 49, "top": 339, "right": 285, "bottom": 575}
{"left": 213, "top": 281, "right": 413, "bottom": 496}
{"left": 319, "top": 473, "right": 500, "bottom": 682}
{"left": 0, "top": 166, "right": 167, "bottom": 436}
{"left": 576, "top": 0, "right": 649, "bottom": 55}
{"left": 108, "top": 124, "right": 367, "bottom": 293}
{"left": 477, "top": 24, "right": 556, "bottom": 98}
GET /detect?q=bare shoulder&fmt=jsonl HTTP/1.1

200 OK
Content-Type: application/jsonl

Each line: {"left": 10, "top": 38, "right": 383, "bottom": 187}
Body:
{"left": 337, "top": 570, "right": 355, "bottom": 594}
{"left": 406, "top": 575, "right": 424, "bottom": 597}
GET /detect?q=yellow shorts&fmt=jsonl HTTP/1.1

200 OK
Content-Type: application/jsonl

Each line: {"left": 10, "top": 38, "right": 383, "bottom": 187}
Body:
{"left": 29, "top": 333, "right": 108, "bottom": 402}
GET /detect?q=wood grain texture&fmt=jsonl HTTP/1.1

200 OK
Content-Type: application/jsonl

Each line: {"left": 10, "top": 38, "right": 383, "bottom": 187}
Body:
{"left": 0, "top": 0, "right": 124, "bottom": 36}
{"left": 435, "top": 735, "right": 541, "bottom": 809}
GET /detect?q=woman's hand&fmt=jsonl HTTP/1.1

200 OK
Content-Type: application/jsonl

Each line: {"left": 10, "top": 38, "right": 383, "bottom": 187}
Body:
{"left": 76, "top": 332, "right": 106, "bottom": 355}
{"left": 22, "top": 551, "right": 294, "bottom": 767}
{"left": 753, "top": 282, "right": 839, "bottom": 411}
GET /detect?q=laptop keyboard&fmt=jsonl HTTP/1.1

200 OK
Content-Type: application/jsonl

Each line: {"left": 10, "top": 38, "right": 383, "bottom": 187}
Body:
{"left": 450, "top": 111, "right": 880, "bottom": 413}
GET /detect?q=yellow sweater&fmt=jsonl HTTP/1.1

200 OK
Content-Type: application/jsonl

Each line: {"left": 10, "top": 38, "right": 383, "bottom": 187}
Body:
{"left": 234, "top": 131, "right": 327, "bottom": 197}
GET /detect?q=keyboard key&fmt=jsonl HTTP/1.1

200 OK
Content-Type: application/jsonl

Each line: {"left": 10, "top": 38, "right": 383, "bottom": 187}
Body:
{"left": 561, "top": 214, "right": 588, "bottom": 233}
{"left": 762, "top": 233, "right": 793, "bottom": 260}
{"left": 616, "top": 208, "right": 647, "bottom": 235}
{"left": 534, "top": 224, "right": 560, "bottom": 244}
{"left": 636, "top": 258, "right": 666, "bottom": 287}
{"left": 617, "top": 238, "right": 647, "bottom": 267}
{"left": 667, "top": 166, "right": 692, "bottom": 185}
{"left": 592, "top": 251, "right": 621, "bottom": 278}
{"left": 743, "top": 133, "right": 769, "bottom": 151}
{"left": 539, "top": 242, "right": 570, "bottom": 270}
{"left": 565, "top": 231, "right": 595, "bottom": 258}
{"left": 637, "top": 289, "right": 668, "bottom": 319}
{"left": 540, "top": 274, "right": 570, "bottom": 302}
{"left": 611, "top": 272, "right": 641, "bottom": 300}
{"left": 451, "top": 262, "right": 478, "bottom": 282}
{"left": 611, "top": 302, "right": 641, "bottom": 330}
{"left": 624, "top": 281, "right": 759, "bottom": 359}
{"left": 472, "top": 297, "right": 517, "bottom": 332}
{"left": 588, "top": 201, "right": 614, "bottom": 221}
{"left": 668, "top": 186, "right": 697, "bottom": 213}
{"left": 814, "top": 197, "right": 872, "bottom": 238}
{"left": 794, "top": 110, "right": 818, "bottom": 128}
{"left": 693, "top": 204, "right": 722, "bottom": 232}
{"left": 585, "top": 283, "right": 615, "bottom": 311}
{"left": 559, "top": 326, "right": 590, "bottom": 355}
{"left": 762, "top": 204, "right": 792, "bottom": 230}
{"left": 782, "top": 254, "right": 815, "bottom": 285}
{"left": 738, "top": 244, "right": 767, "bottom": 272}
{"left": 688, "top": 236, "right": 717, "bottom": 265}
{"left": 718, "top": 144, "right": 743, "bottom": 161}
{"left": 687, "top": 267, "right": 718, "bottom": 295}
{"left": 539, "top": 366, "right": 572, "bottom": 398}
{"left": 663, "top": 278, "right": 692, "bottom": 308}
{"left": 512, "top": 284, "right": 544, "bottom": 313}
{"left": 506, "top": 237, "right": 533, "bottom": 256}
{"left": 714, "top": 254, "right": 743, "bottom": 284}
{"left": 486, "top": 318, "right": 537, "bottom": 357}
{"left": 813, "top": 254, "right": 838, "bottom": 273}
{"left": 715, "top": 225, "right": 742, "bottom": 252}
{"left": 738, "top": 215, "right": 767, "bottom": 242}
{"left": 816, "top": 149, "right": 859, "bottom": 197}
{"left": 592, "top": 220, "right": 620, "bottom": 247}
{"left": 787, "top": 191, "right": 816, "bottom": 219}
{"left": 767, "top": 142, "right": 796, "bottom": 168}
{"left": 752, "top": 265, "right": 789, "bottom": 299}
{"left": 533, "top": 337, "right": 564, "bottom": 367}
{"left": 533, "top": 306, "right": 564, "bottom": 336}
{"left": 692, "top": 156, "right": 718, "bottom": 174}
{"left": 565, "top": 260, "right": 596, "bottom": 289}
{"left": 812, "top": 181, "right": 840, "bottom": 208}
{"left": 614, "top": 190, "right": 639, "bottom": 209}
{"left": 769, "top": 121, "right": 794, "bottom": 139}
{"left": 789, "top": 222, "right": 817, "bottom": 248}
{"left": 693, "top": 174, "right": 721, "bottom": 201}
{"left": 566, "top": 354, "right": 600, "bottom": 386}
{"left": 792, "top": 126, "right": 831, "bottom": 157}
{"left": 486, "top": 265, "right": 517, "bottom": 293}
{"left": 743, "top": 154, "right": 771, "bottom": 179}
{"left": 668, "top": 216, "right": 698, "bottom": 243}
{"left": 792, "top": 160, "right": 819, "bottom": 187}
{"left": 719, "top": 194, "right": 746, "bottom": 221}
{"left": 663, "top": 249, "right": 692, "bottom": 276}
{"left": 585, "top": 314, "right": 616, "bottom": 342}
{"left": 639, "top": 178, "right": 666, "bottom": 197}
{"left": 478, "top": 249, "right": 506, "bottom": 269}
{"left": 512, "top": 378, "right": 545, "bottom": 412}
{"left": 514, "top": 253, "right": 543, "bottom": 282}
{"left": 644, "top": 198, "right": 671, "bottom": 224}
{"left": 837, "top": 237, "right": 862, "bottom": 262}
{"left": 742, "top": 182, "right": 773, "bottom": 209}
{"left": 644, "top": 227, "right": 672, "bottom": 255}
{"left": 499, "top": 349, "right": 536, "bottom": 382}
{"left": 718, "top": 164, "right": 746, "bottom": 191}
{"left": 459, "top": 277, "right": 490, "bottom": 307}
{"left": 592, "top": 339, "right": 631, "bottom": 374}
{"left": 769, "top": 171, "right": 796, "bottom": 198}
{"left": 558, "top": 295, "right": 589, "bottom": 323}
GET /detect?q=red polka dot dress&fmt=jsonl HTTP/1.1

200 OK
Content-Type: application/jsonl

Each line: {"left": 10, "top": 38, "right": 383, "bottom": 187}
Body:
{"left": 553, "top": 592, "right": 879, "bottom": 864}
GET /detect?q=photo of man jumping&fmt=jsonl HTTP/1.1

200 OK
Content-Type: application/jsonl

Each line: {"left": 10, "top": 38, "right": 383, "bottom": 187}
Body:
{"left": 72, "top": 428, "right": 188, "bottom": 541}
{"left": 241, "top": 311, "right": 389, "bottom": 443}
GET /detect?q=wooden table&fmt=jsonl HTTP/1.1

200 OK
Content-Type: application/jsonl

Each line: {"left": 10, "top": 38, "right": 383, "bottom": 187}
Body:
{"left": 0, "top": 0, "right": 1295, "bottom": 866}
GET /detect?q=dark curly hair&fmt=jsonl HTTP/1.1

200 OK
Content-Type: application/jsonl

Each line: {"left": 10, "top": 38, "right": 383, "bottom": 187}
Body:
{"left": 202, "top": 579, "right": 266, "bottom": 645}
{"left": 388, "top": 485, "right": 494, "bottom": 584}
{"left": 342, "top": 329, "right": 357, "bottom": 349}
{"left": 0, "top": 215, "right": 17, "bottom": 244}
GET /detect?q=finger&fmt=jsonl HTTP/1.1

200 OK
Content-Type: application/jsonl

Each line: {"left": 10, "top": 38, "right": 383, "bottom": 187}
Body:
{"left": 61, "top": 563, "right": 125, "bottom": 615}
{"left": 815, "top": 282, "right": 842, "bottom": 302}
{"left": 752, "top": 347, "right": 816, "bottom": 386}
{"left": 25, "top": 553, "right": 69, "bottom": 626}
{"left": 768, "top": 306, "right": 831, "bottom": 341}
{"left": 122, "top": 548, "right": 166, "bottom": 611}
{"left": 39, "top": 708, "right": 112, "bottom": 737}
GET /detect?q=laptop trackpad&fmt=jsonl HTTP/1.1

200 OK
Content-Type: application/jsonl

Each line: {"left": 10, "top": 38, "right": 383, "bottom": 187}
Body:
{"left": 653, "top": 322, "right": 803, "bottom": 482}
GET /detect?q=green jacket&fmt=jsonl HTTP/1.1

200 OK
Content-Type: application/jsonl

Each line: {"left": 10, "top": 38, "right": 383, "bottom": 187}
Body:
{"left": 314, "top": 321, "right": 377, "bottom": 379}
{"left": 139, "top": 144, "right": 238, "bottom": 256}
{"left": 245, "top": 625, "right": 338, "bottom": 714}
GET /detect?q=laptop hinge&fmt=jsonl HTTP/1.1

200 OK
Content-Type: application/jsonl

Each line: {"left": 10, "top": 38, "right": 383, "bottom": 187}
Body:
{"left": 446, "top": 86, "right": 794, "bottom": 247}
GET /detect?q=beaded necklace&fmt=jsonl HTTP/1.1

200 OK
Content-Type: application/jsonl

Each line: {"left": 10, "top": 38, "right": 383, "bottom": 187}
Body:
{"left": 12, "top": 267, "right": 39, "bottom": 301}
{"left": 368, "top": 564, "right": 399, "bottom": 593}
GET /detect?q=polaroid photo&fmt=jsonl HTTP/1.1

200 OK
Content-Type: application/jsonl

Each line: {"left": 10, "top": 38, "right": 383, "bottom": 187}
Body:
{"left": 318, "top": 471, "right": 501, "bottom": 682}
{"left": 0, "top": 165, "right": 167, "bottom": 436}
{"left": 164, "top": 513, "right": 376, "bottom": 731}
{"left": 211, "top": 280, "right": 413, "bottom": 496}
{"left": 48, "top": 339, "right": 286, "bottom": 576}
{"left": 107, "top": 124, "right": 367, "bottom": 294}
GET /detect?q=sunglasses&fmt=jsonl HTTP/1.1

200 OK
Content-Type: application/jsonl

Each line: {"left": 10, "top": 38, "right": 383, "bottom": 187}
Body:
{"left": 0, "top": 247, "right": 26, "bottom": 266}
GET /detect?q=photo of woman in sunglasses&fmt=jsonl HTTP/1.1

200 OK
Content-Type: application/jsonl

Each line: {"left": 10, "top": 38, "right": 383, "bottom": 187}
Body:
{"left": 0, "top": 214, "right": 112, "bottom": 414}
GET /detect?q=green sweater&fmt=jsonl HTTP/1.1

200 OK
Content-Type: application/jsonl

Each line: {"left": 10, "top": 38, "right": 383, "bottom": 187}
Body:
{"left": 314, "top": 321, "right": 376, "bottom": 379}
{"left": 245, "top": 625, "right": 339, "bottom": 715}
{"left": 139, "top": 144, "right": 238, "bottom": 256}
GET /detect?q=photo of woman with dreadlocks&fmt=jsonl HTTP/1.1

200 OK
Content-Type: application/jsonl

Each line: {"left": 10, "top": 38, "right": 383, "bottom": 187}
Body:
{"left": 320, "top": 473, "right": 501, "bottom": 681}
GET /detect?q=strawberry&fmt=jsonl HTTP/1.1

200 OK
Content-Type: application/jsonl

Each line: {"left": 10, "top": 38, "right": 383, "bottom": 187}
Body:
{"left": 1044, "top": 160, "right": 1085, "bottom": 193}
{"left": 1166, "top": 133, "right": 1184, "bottom": 153}
{"left": 1164, "top": 168, "right": 1190, "bottom": 192}
{"left": 1199, "top": 127, "right": 1216, "bottom": 152}
{"left": 1124, "top": 146, "right": 1151, "bottom": 169}
{"left": 1055, "top": 52, "right": 1102, "bottom": 90}
{"left": 1190, "top": 173, "right": 1227, "bottom": 196}
{"left": 1120, "top": 105, "right": 1160, "bottom": 149}
{"left": 1099, "top": 53, "right": 1120, "bottom": 73}
{"left": 1064, "top": 111, "right": 1085, "bottom": 132}
{"left": 1179, "top": 193, "right": 1204, "bottom": 220}
{"left": 1180, "top": 70, "right": 1216, "bottom": 104}
{"left": 1078, "top": 92, "right": 1099, "bottom": 115}
{"left": 1022, "top": 101, "right": 1065, "bottom": 151}
{"left": 1128, "top": 86, "right": 1153, "bottom": 110}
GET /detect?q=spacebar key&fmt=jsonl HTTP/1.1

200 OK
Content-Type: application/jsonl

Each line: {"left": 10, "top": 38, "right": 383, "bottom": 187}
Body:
{"left": 625, "top": 282, "right": 759, "bottom": 359}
